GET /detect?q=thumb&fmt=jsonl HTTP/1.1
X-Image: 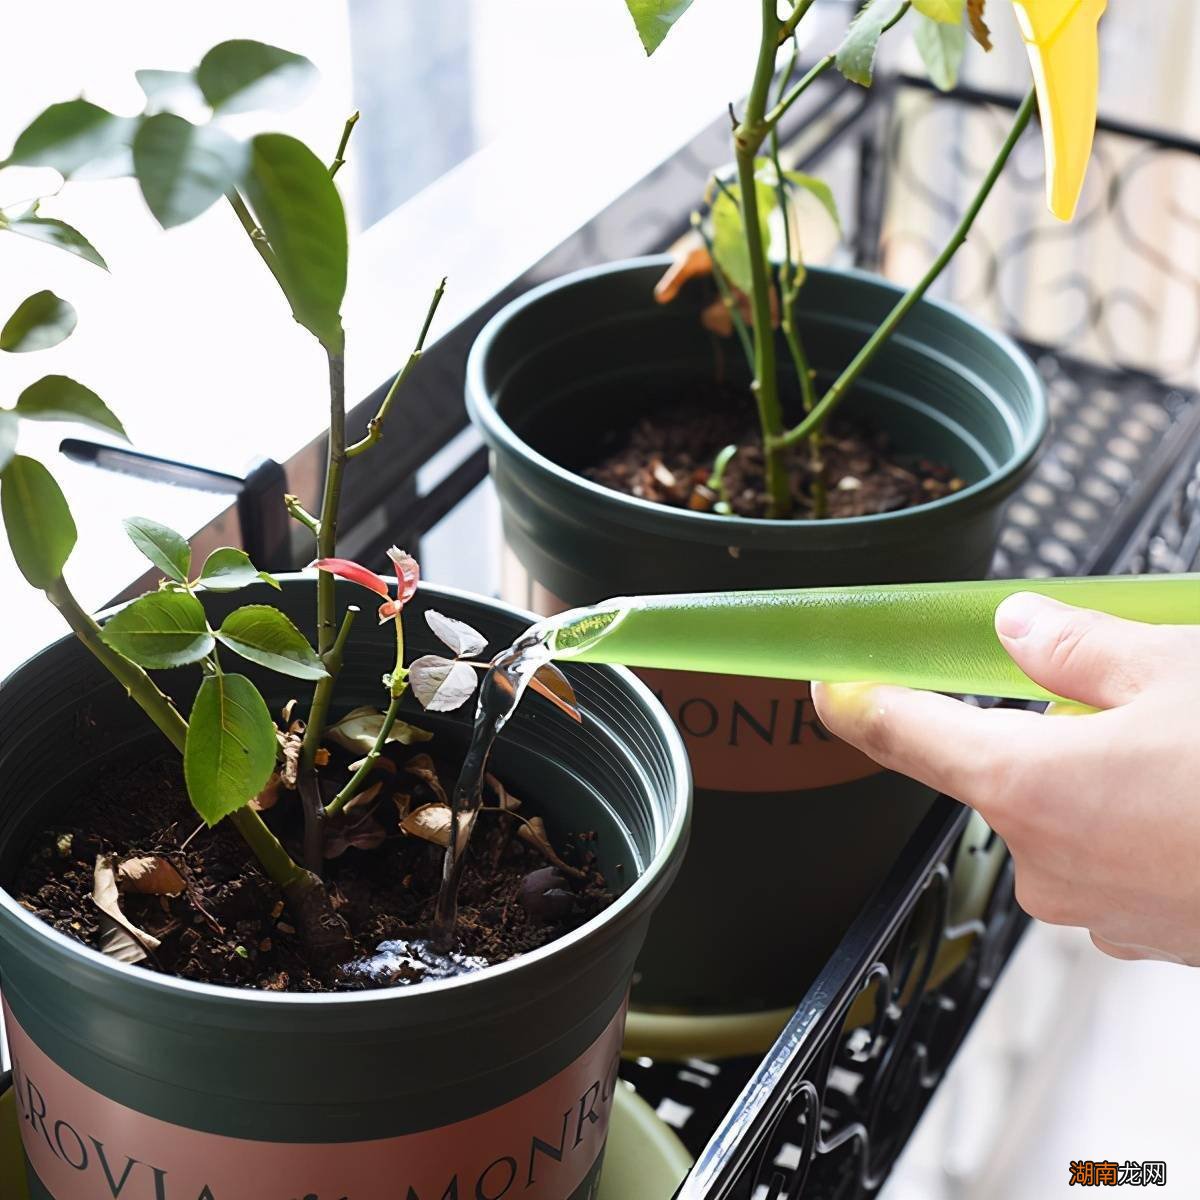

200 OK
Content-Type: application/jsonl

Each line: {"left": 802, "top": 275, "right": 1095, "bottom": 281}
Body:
{"left": 994, "top": 592, "right": 1173, "bottom": 709}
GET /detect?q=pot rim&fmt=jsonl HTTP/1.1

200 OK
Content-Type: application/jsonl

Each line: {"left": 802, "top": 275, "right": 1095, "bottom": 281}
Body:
{"left": 0, "top": 578, "right": 691, "bottom": 1009}
{"left": 466, "top": 255, "right": 1049, "bottom": 538}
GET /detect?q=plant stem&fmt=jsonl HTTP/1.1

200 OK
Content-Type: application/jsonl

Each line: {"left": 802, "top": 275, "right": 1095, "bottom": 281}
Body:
{"left": 345, "top": 278, "right": 447, "bottom": 458}
{"left": 284, "top": 493, "right": 320, "bottom": 536}
{"left": 226, "top": 190, "right": 288, "bottom": 296}
{"left": 46, "top": 577, "right": 189, "bottom": 751}
{"left": 44, "top": 576, "right": 309, "bottom": 892}
{"left": 736, "top": 0, "right": 791, "bottom": 517}
{"left": 776, "top": 88, "right": 1037, "bottom": 452}
{"left": 329, "top": 111, "right": 360, "bottom": 179}
{"left": 778, "top": 0, "right": 816, "bottom": 45}
{"left": 324, "top": 693, "right": 402, "bottom": 819}
{"left": 325, "top": 613, "right": 406, "bottom": 820}
{"left": 296, "top": 348, "right": 348, "bottom": 866}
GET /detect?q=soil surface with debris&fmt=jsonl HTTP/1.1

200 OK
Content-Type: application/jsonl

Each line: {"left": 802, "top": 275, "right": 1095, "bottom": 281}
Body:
{"left": 584, "top": 384, "right": 964, "bottom": 518}
{"left": 13, "top": 746, "right": 611, "bottom": 993}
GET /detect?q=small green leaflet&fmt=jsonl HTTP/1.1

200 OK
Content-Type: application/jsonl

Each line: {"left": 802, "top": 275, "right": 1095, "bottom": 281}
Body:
{"left": 711, "top": 177, "right": 774, "bottom": 296}
{"left": 622, "top": 0, "right": 696, "bottom": 55}
{"left": 913, "top": 0, "right": 963, "bottom": 22}
{"left": 133, "top": 113, "right": 249, "bottom": 229}
{"left": 837, "top": 0, "right": 909, "bottom": 87}
{"left": 99, "top": 590, "right": 214, "bottom": 669}
{"left": 15, "top": 376, "right": 127, "bottom": 439}
{"left": 1, "top": 207, "right": 107, "bottom": 270}
{"left": 783, "top": 171, "right": 842, "bottom": 235}
{"left": 184, "top": 673, "right": 277, "bottom": 826}
{"left": 243, "top": 133, "right": 348, "bottom": 351}
{"left": 3, "top": 99, "right": 136, "bottom": 179}
{"left": 123, "top": 516, "right": 191, "bottom": 582}
{"left": 215, "top": 605, "right": 326, "bottom": 680}
{"left": 198, "top": 546, "right": 279, "bottom": 592}
{"left": 1, "top": 291, "right": 77, "bottom": 354}
{"left": 914, "top": 14, "right": 966, "bottom": 91}
{"left": 1, "top": 455, "right": 76, "bottom": 588}
{"left": 195, "top": 40, "right": 318, "bottom": 114}
{"left": 136, "top": 69, "right": 206, "bottom": 112}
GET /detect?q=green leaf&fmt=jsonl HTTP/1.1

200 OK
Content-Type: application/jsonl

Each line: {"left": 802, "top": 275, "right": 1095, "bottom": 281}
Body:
{"left": 99, "top": 590, "right": 213, "bottom": 669}
{"left": 622, "top": 0, "right": 696, "bottom": 55}
{"left": 184, "top": 673, "right": 277, "bottom": 826}
{"left": 1, "top": 455, "right": 76, "bottom": 588}
{"left": 198, "top": 546, "right": 279, "bottom": 592}
{"left": 837, "top": 0, "right": 908, "bottom": 87}
{"left": 914, "top": 14, "right": 966, "bottom": 91}
{"left": 783, "top": 171, "right": 843, "bottom": 234}
{"left": 243, "top": 133, "right": 347, "bottom": 350}
{"left": 913, "top": 0, "right": 964, "bottom": 21}
{"left": 123, "top": 515, "right": 191, "bottom": 582}
{"left": 1, "top": 291, "right": 77, "bottom": 353}
{"left": 15, "top": 375, "right": 127, "bottom": 439}
{"left": 711, "top": 178, "right": 774, "bottom": 296}
{"left": 215, "top": 605, "right": 326, "bottom": 680}
{"left": 194, "top": 40, "right": 318, "bottom": 114}
{"left": 2, "top": 208, "right": 108, "bottom": 270}
{"left": 136, "top": 69, "right": 206, "bottom": 111}
{"left": 0, "top": 412, "right": 15, "bottom": 473}
{"left": 133, "top": 113, "right": 248, "bottom": 229}
{"left": 4, "top": 100, "right": 136, "bottom": 179}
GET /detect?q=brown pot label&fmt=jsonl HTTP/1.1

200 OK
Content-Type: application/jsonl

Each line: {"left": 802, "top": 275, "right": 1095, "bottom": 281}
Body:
{"left": 637, "top": 669, "right": 881, "bottom": 792}
{"left": 4, "top": 998, "right": 624, "bottom": 1200}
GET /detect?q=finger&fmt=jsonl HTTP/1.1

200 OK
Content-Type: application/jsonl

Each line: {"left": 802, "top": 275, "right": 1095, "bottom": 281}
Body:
{"left": 994, "top": 592, "right": 1181, "bottom": 709}
{"left": 811, "top": 681, "right": 1047, "bottom": 810}
{"left": 1089, "top": 932, "right": 1183, "bottom": 964}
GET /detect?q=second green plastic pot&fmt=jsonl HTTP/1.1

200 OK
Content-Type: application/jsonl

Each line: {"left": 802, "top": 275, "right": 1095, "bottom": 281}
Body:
{"left": 467, "top": 257, "right": 1046, "bottom": 1022}
{"left": 0, "top": 579, "right": 690, "bottom": 1200}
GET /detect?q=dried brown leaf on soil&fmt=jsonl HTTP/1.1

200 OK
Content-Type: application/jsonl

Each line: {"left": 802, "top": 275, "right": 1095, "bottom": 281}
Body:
{"left": 327, "top": 706, "right": 433, "bottom": 754}
{"left": 400, "top": 802, "right": 472, "bottom": 854}
{"left": 517, "top": 817, "right": 586, "bottom": 881}
{"left": 404, "top": 753, "right": 449, "bottom": 806}
{"left": 116, "top": 855, "right": 185, "bottom": 896}
{"left": 92, "top": 854, "right": 161, "bottom": 963}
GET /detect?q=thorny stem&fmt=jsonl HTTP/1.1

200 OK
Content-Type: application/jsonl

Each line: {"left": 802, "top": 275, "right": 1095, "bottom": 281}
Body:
{"left": 736, "top": 0, "right": 790, "bottom": 517}
{"left": 345, "top": 278, "right": 447, "bottom": 458}
{"left": 329, "top": 111, "right": 360, "bottom": 179}
{"left": 324, "top": 616, "right": 406, "bottom": 820}
{"left": 44, "top": 576, "right": 310, "bottom": 893}
{"left": 776, "top": 89, "right": 1038, "bottom": 451}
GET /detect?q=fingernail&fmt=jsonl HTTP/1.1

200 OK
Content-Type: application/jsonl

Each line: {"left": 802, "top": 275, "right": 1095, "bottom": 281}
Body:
{"left": 995, "top": 592, "right": 1045, "bottom": 639}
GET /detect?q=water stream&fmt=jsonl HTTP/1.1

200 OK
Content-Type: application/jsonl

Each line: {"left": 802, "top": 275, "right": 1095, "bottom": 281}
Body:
{"left": 432, "top": 623, "right": 558, "bottom": 937}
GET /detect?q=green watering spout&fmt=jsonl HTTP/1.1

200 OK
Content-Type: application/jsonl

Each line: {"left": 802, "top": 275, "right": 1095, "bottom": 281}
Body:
{"left": 543, "top": 574, "right": 1200, "bottom": 703}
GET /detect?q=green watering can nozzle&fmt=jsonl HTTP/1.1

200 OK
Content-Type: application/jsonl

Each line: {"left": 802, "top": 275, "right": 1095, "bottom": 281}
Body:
{"left": 542, "top": 575, "right": 1200, "bottom": 705}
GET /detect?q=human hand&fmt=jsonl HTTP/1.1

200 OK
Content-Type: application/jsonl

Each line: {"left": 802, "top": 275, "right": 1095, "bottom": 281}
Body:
{"left": 812, "top": 592, "right": 1200, "bottom": 964}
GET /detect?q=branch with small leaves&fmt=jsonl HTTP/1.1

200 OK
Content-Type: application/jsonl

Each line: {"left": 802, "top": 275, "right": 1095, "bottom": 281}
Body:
{"left": 625, "top": 0, "right": 1001, "bottom": 518}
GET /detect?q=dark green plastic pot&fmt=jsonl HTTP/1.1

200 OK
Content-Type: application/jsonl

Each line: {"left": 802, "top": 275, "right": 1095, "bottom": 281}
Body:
{"left": 0, "top": 579, "right": 690, "bottom": 1200}
{"left": 466, "top": 257, "right": 1046, "bottom": 1019}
